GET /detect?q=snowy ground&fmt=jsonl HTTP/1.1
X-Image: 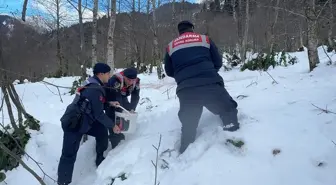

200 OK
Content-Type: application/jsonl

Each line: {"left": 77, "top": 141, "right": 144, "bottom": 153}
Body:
{"left": 1, "top": 47, "right": 336, "bottom": 185}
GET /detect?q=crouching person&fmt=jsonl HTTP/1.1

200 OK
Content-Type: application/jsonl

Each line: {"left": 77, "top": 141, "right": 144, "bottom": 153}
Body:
{"left": 105, "top": 67, "right": 140, "bottom": 148}
{"left": 57, "top": 63, "right": 121, "bottom": 185}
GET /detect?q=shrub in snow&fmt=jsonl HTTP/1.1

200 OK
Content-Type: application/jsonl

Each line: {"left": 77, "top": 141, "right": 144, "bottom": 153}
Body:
{"left": 0, "top": 116, "right": 40, "bottom": 173}
{"left": 241, "top": 51, "right": 298, "bottom": 71}
{"left": 223, "top": 53, "right": 241, "bottom": 71}
{"left": 226, "top": 138, "right": 245, "bottom": 148}
{"left": 70, "top": 78, "right": 84, "bottom": 95}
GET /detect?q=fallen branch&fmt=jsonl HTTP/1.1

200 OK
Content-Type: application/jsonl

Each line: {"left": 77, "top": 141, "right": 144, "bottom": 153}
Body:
{"left": 0, "top": 142, "right": 46, "bottom": 185}
{"left": 41, "top": 82, "right": 63, "bottom": 103}
{"left": 321, "top": 46, "right": 334, "bottom": 65}
{"left": 162, "top": 86, "right": 175, "bottom": 99}
{"left": 237, "top": 95, "right": 248, "bottom": 100}
{"left": 311, "top": 103, "right": 336, "bottom": 115}
{"left": 151, "top": 134, "right": 162, "bottom": 185}
{"left": 246, "top": 81, "right": 257, "bottom": 88}
{"left": 265, "top": 71, "right": 278, "bottom": 84}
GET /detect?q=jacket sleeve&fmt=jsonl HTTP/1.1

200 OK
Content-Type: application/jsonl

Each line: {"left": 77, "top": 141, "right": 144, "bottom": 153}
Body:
{"left": 164, "top": 50, "right": 174, "bottom": 77}
{"left": 107, "top": 76, "right": 123, "bottom": 103}
{"left": 209, "top": 38, "right": 223, "bottom": 71}
{"left": 130, "top": 78, "right": 140, "bottom": 110}
{"left": 87, "top": 87, "right": 114, "bottom": 128}
{"left": 121, "top": 79, "right": 140, "bottom": 111}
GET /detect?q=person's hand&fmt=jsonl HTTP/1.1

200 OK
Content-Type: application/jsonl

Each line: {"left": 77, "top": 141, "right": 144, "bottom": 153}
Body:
{"left": 109, "top": 101, "right": 120, "bottom": 107}
{"left": 113, "top": 125, "right": 121, "bottom": 134}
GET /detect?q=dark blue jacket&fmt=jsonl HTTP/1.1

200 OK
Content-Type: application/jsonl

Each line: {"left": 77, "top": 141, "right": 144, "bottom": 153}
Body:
{"left": 164, "top": 32, "right": 224, "bottom": 92}
{"left": 60, "top": 76, "right": 114, "bottom": 133}
{"left": 105, "top": 73, "right": 140, "bottom": 111}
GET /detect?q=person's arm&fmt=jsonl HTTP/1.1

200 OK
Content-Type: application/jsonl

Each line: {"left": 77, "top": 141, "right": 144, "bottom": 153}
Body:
{"left": 164, "top": 50, "right": 174, "bottom": 77}
{"left": 87, "top": 87, "right": 114, "bottom": 128}
{"left": 209, "top": 38, "right": 223, "bottom": 71}
{"left": 107, "top": 76, "right": 123, "bottom": 104}
{"left": 130, "top": 78, "right": 140, "bottom": 111}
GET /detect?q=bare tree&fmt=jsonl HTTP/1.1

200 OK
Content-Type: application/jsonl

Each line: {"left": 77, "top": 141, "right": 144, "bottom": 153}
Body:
{"left": 150, "top": 0, "right": 163, "bottom": 79}
{"left": 22, "top": 0, "right": 29, "bottom": 22}
{"left": 239, "top": 0, "right": 249, "bottom": 62}
{"left": 306, "top": 0, "right": 320, "bottom": 71}
{"left": 106, "top": 0, "right": 117, "bottom": 70}
{"left": 35, "top": 0, "right": 67, "bottom": 76}
{"left": 269, "top": 0, "right": 281, "bottom": 52}
{"left": 66, "top": 0, "right": 89, "bottom": 80}
{"left": 92, "top": 0, "right": 99, "bottom": 67}
{"left": 327, "top": 0, "right": 334, "bottom": 50}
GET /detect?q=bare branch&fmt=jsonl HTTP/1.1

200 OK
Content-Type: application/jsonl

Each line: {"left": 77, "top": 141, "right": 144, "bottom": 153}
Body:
{"left": 246, "top": 81, "right": 258, "bottom": 88}
{"left": 265, "top": 71, "right": 278, "bottom": 84}
{"left": 41, "top": 82, "right": 64, "bottom": 102}
{"left": 0, "top": 122, "right": 58, "bottom": 184}
{"left": 66, "top": 0, "right": 79, "bottom": 11}
{"left": 256, "top": 4, "right": 306, "bottom": 18}
{"left": 321, "top": 46, "right": 333, "bottom": 65}
{"left": 316, "top": 0, "right": 330, "bottom": 19}
{"left": 0, "top": 142, "right": 46, "bottom": 185}
{"left": 151, "top": 134, "right": 162, "bottom": 185}
{"left": 311, "top": 103, "right": 336, "bottom": 115}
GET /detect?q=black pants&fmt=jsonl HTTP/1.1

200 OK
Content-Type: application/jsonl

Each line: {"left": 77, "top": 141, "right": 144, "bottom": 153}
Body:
{"left": 57, "top": 123, "right": 108, "bottom": 185}
{"left": 105, "top": 106, "right": 125, "bottom": 149}
{"left": 177, "top": 82, "right": 239, "bottom": 154}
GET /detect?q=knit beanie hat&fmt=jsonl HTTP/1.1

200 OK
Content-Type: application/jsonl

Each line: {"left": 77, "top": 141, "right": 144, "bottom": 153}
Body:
{"left": 93, "top": 63, "right": 111, "bottom": 74}
{"left": 177, "top": 20, "right": 194, "bottom": 34}
{"left": 123, "top": 68, "right": 137, "bottom": 79}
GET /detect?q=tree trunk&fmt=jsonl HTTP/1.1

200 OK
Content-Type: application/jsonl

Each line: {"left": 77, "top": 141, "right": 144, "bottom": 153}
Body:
{"left": 78, "top": 0, "right": 87, "bottom": 80}
{"left": 180, "top": 0, "right": 185, "bottom": 21}
{"left": 299, "top": 22, "right": 304, "bottom": 48}
{"left": 21, "top": 0, "right": 29, "bottom": 22}
{"left": 327, "top": 0, "right": 334, "bottom": 50}
{"left": 172, "top": 0, "right": 177, "bottom": 37}
{"left": 106, "top": 0, "right": 117, "bottom": 71}
{"left": 1, "top": 85, "right": 18, "bottom": 131}
{"left": 56, "top": 0, "right": 64, "bottom": 76}
{"left": 151, "top": 0, "right": 163, "bottom": 79}
{"left": 132, "top": 0, "right": 136, "bottom": 12}
{"left": 92, "top": 0, "right": 98, "bottom": 67}
{"left": 107, "top": 0, "right": 110, "bottom": 18}
{"left": 269, "top": 0, "right": 280, "bottom": 53}
{"left": 306, "top": 0, "right": 319, "bottom": 71}
{"left": 240, "top": 0, "right": 249, "bottom": 62}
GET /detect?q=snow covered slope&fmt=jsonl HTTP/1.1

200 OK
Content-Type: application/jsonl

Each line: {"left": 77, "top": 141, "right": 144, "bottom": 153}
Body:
{"left": 1, "top": 47, "right": 336, "bottom": 185}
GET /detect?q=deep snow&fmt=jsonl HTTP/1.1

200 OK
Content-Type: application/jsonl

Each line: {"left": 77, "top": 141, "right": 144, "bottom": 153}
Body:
{"left": 1, "top": 47, "right": 336, "bottom": 185}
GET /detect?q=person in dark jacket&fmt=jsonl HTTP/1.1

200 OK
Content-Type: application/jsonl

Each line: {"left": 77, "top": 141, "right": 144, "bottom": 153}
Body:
{"left": 164, "top": 20, "right": 240, "bottom": 154}
{"left": 57, "top": 63, "right": 120, "bottom": 185}
{"left": 105, "top": 67, "right": 140, "bottom": 148}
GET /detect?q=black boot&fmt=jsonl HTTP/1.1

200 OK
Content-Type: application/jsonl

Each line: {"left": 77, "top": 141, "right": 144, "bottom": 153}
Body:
{"left": 109, "top": 133, "right": 125, "bottom": 149}
{"left": 95, "top": 154, "right": 105, "bottom": 167}
{"left": 57, "top": 182, "right": 69, "bottom": 185}
{"left": 223, "top": 122, "right": 240, "bottom": 132}
{"left": 220, "top": 111, "right": 240, "bottom": 132}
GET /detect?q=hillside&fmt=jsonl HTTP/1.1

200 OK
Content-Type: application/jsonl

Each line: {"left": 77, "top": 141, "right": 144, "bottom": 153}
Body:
{"left": 0, "top": 47, "right": 335, "bottom": 185}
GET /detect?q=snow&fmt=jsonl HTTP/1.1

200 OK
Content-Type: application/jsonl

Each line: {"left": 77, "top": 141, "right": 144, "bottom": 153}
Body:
{"left": 1, "top": 47, "right": 336, "bottom": 185}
